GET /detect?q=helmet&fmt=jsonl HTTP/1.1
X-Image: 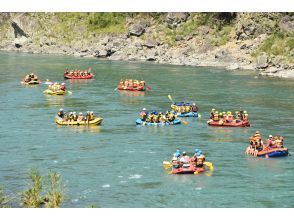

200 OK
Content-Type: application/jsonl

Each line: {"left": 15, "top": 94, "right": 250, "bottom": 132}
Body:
{"left": 235, "top": 111, "right": 238, "bottom": 114}
{"left": 61, "top": 82, "right": 65, "bottom": 85}
{"left": 59, "top": 108, "right": 63, "bottom": 111}
{"left": 69, "top": 112, "right": 72, "bottom": 114}
{"left": 193, "top": 103, "right": 196, "bottom": 106}
{"left": 182, "top": 152, "right": 187, "bottom": 156}
{"left": 269, "top": 135, "right": 273, "bottom": 138}
{"left": 79, "top": 112, "right": 82, "bottom": 115}
{"left": 255, "top": 130, "right": 260, "bottom": 134}
{"left": 87, "top": 111, "right": 90, "bottom": 113}
{"left": 215, "top": 111, "right": 218, "bottom": 114}
{"left": 175, "top": 152, "right": 180, "bottom": 157}
{"left": 212, "top": 108, "right": 215, "bottom": 111}
{"left": 194, "top": 148, "right": 199, "bottom": 153}
{"left": 90, "top": 111, "right": 94, "bottom": 114}
{"left": 196, "top": 152, "right": 201, "bottom": 156}
{"left": 73, "top": 112, "right": 76, "bottom": 114}
{"left": 244, "top": 111, "right": 247, "bottom": 114}
{"left": 198, "top": 151, "right": 202, "bottom": 155}
{"left": 142, "top": 108, "right": 146, "bottom": 111}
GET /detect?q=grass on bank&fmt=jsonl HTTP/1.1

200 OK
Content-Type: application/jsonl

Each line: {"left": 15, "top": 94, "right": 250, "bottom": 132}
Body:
{"left": 254, "top": 32, "right": 294, "bottom": 62}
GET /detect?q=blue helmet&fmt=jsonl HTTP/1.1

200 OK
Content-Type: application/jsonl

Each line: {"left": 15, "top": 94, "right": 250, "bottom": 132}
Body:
{"left": 197, "top": 152, "right": 201, "bottom": 156}
{"left": 175, "top": 152, "right": 180, "bottom": 157}
{"left": 198, "top": 151, "right": 202, "bottom": 155}
{"left": 194, "top": 148, "right": 199, "bottom": 153}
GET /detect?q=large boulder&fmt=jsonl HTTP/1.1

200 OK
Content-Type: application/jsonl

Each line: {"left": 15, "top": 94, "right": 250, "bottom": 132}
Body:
{"left": 279, "top": 15, "right": 294, "bottom": 33}
{"left": 142, "top": 39, "right": 158, "bottom": 48}
{"left": 165, "top": 13, "right": 189, "bottom": 28}
{"left": 13, "top": 36, "right": 28, "bottom": 48}
{"left": 256, "top": 53, "right": 269, "bottom": 69}
{"left": 128, "top": 22, "right": 148, "bottom": 37}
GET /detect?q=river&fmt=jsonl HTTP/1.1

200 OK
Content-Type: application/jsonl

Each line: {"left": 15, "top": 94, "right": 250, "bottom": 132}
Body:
{"left": 0, "top": 51, "right": 293, "bottom": 207}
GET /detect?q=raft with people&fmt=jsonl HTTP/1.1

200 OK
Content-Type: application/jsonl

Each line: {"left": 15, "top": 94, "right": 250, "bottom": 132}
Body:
{"left": 64, "top": 68, "right": 94, "bottom": 79}
{"left": 21, "top": 73, "right": 41, "bottom": 85}
{"left": 207, "top": 109, "right": 250, "bottom": 127}
{"left": 163, "top": 149, "right": 213, "bottom": 175}
{"left": 171, "top": 102, "right": 199, "bottom": 117}
{"left": 55, "top": 109, "right": 103, "bottom": 126}
{"left": 136, "top": 109, "right": 182, "bottom": 126}
{"left": 117, "top": 79, "right": 146, "bottom": 91}
{"left": 43, "top": 82, "right": 67, "bottom": 95}
{"left": 245, "top": 131, "right": 289, "bottom": 158}
{"left": 136, "top": 118, "right": 181, "bottom": 126}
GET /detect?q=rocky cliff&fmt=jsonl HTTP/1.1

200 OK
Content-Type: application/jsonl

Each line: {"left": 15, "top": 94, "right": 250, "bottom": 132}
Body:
{"left": 0, "top": 12, "right": 293, "bottom": 77}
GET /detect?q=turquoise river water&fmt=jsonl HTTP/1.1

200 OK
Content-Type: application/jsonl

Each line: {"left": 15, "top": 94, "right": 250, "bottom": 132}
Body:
{"left": 0, "top": 52, "right": 294, "bottom": 207}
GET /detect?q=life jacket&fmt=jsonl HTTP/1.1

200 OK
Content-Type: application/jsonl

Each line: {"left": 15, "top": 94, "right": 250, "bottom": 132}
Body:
{"left": 227, "top": 114, "right": 233, "bottom": 121}
{"left": 276, "top": 139, "right": 282, "bottom": 148}
{"left": 213, "top": 113, "right": 219, "bottom": 121}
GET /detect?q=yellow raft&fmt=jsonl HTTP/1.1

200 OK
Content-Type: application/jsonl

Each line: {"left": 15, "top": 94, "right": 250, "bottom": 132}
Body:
{"left": 43, "top": 89, "right": 66, "bottom": 95}
{"left": 55, "top": 117, "right": 103, "bottom": 126}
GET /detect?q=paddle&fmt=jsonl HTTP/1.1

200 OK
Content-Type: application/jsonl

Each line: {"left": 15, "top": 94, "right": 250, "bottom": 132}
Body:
{"left": 204, "top": 161, "right": 214, "bottom": 171}
{"left": 163, "top": 161, "right": 172, "bottom": 169}
{"left": 168, "top": 95, "right": 188, "bottom": 125}
{"left": 147, "top": 85, "right": 152, "bottom": 91}
{"left": 168, "top": 94, "right": 174, "bottom": 103}
{"left": 67, "top": 91, "right": 72, "bottom": 95}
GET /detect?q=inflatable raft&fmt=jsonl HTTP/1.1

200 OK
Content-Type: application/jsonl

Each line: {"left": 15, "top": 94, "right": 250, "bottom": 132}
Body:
{"left": 136, "top": 118, "right": 181, "bottom": 126}
{"left": 64, "top": 73, "right": 94, "bottom": 79}
{"left": 43, "top": 89, "right": 66, "bottom": 95}
{"left": 207, "top": 119, "right": 250, "bottom": 127}
{"left": 257, "top": 148, "right": 289, "bottom": 158}
{"left": 171, "top": 164, "right": 205, "bottom": 174}
{"left": 55, "top": 116, "right": 103, "bottom": 126}
{"left": 21, "top": 80, "right": 41, "bottom": 85}
{"left": 117, "top": 85, "right": 145, "bottom": 91}
{"left": 175, "top": 112, "right": 198, "bottom": 117}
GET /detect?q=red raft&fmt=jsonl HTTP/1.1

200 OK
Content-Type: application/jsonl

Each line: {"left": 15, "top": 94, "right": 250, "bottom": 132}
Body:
{"left": 64, "top": 73, "right": 94, "bottom": 79}
{"left": 172, "top": 164, "right": 205, "bottom": 174}
{"left": 117, "top": 84, "right": 145, "bottom": 91}
{"left": 207, "top": 119, "right": 250, "bottom": 127}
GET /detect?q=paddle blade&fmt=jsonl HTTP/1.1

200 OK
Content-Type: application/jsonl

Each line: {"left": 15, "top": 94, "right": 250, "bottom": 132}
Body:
{"left": 198, "top": 114, "right": 202, "bottom": 118}
{"left": 168, "top": 95, "right": 173, "bottom": 102}
{"left": 194, "top": 171, "right": 199, "bottom": 175}
{"left": 204, "top": 162, "right": 214, "bottom": 171}
{"left": 181, "top": 119, "right": 188, "bottom": 125}
{"left": 67, "top": 91, "right": 72, "bottom": 95}
{"left": 163, "top": 161, "right": 172, "bottom": 169}
{"left": 147, "top": 85, "right": 152, "bottom": 91}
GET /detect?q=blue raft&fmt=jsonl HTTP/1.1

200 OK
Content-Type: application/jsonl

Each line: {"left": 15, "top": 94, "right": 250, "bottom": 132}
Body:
{"left": 175, "top": 111, "right": 198, "bottom": 117}
{"left": 136, "top": 118, "right": 181, "bottom": 126}
{"left": 257, "top": 148, "right": 289, "bottom": 158}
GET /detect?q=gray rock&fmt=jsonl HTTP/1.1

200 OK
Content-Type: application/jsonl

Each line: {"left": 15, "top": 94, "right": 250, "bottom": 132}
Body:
{"left": 226, "top": 63, "right": 240, "bottom": 70}
{"left": 279, "top": 15, "right": 294, "bottom": 33}
{"left": 256, "top": 53, "right": 269, "bottom": 69}
{"left": 271, "top": 55, "right": 283, "bottom": 67}
{"left": 128, "top": 23, "right": 146, "bottom": 37}
{"left": 165, "top": 13, "right": 189, "bottom": 28}
{"left": 264, "top": 66, "right": 279, "bottom": 73}
{"left": 97, "top": 50, "right": 109, "bottom": 58}
{"left": 145, "top": 49, "right": 158, "bottom": 61}
{"left": 143, "top": 39, "right": 157, "bottom": 48}
{"left": 100, "top": 36, "right": 109, "bottom": 46}
{"left": 197, "top": 26, "right": 210, "bottom": 35}
{"left": 290, "top": 48, "right": 294, "bottom": 57}
{"left": 175, "top": 35, "right": 183, "bottom": 41}
{"left": 13, "top": 36, "right": 28, "bottom": 48}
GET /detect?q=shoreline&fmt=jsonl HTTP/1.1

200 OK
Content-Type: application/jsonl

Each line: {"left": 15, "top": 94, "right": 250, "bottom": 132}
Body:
{"left": 1, "top": 47, "right": 293, "bottom": 79}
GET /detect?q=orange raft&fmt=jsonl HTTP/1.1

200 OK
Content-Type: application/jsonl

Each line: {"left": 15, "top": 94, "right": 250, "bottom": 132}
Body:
{"left": 117, "top": 84, "right": 145, "bottom": 91}
{"left": 207, "top": 119, "right": 250, "bottom": 127}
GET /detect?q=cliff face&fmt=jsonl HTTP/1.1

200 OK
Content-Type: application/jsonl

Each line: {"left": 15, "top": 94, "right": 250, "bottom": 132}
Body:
{"left": 0, "top": 12, "right": 293, "bottom": 76}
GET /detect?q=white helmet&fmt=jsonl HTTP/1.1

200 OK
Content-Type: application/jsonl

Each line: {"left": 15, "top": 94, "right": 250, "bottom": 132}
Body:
{"left": 59, "top": 108, "right": 63, "bottom": 111}
{"left": 79, "top": 112, "right": 82, "bottom": 115}
{"left": 73, "top": 112, "right": 76, "bottom": 114}
{"left": 61, "top": 82, "right": 65, "bottom": 85}
{"left": 142, "top": 108, "right": 146, "bottom": 111}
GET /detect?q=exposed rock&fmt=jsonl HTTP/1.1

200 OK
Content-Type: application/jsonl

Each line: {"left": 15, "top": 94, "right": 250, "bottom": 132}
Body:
{"left": 271, "top": 55, "right": 283, "bottom": 67}
{"left": 143, "top": 39, "right": 157, "bottom": 48}
{"left": 145, "top": 49, "right": 158, "bottom": 61}
{"left": 13, "top": 36, "right": 28, "bottom": 48}
{"left": 109, "top": 51, "right": 128, "bottom": 61}
{"left": 226, "top": 63, "right": 240, "bottom": 70}
{"left": 290, "top": 48, "right": 294, "bottom": 57}
{"left": 279, "top": 15, "right": 294, "bottom": 33}
{"left": 128, "top": 22, "right": 147, "bottom": 36}
{"left": 165, "top": 13, "right": 189, "bottom": 28}
{"left": 175, "top": 35, "right": 183, "bottom": 41}
{"left": 197, "top": 25, "right": 210, "bottom": 35}
{"left": 256, "top": 53, "right": 269, "bottom": 69}
{"left": 264, "top": 66, "right": 279, "bottom": 73}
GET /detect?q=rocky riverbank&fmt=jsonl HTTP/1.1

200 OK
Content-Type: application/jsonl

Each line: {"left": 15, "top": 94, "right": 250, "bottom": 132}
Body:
{"left": 0, "top": 12, "right": 293, "bottom": 78}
